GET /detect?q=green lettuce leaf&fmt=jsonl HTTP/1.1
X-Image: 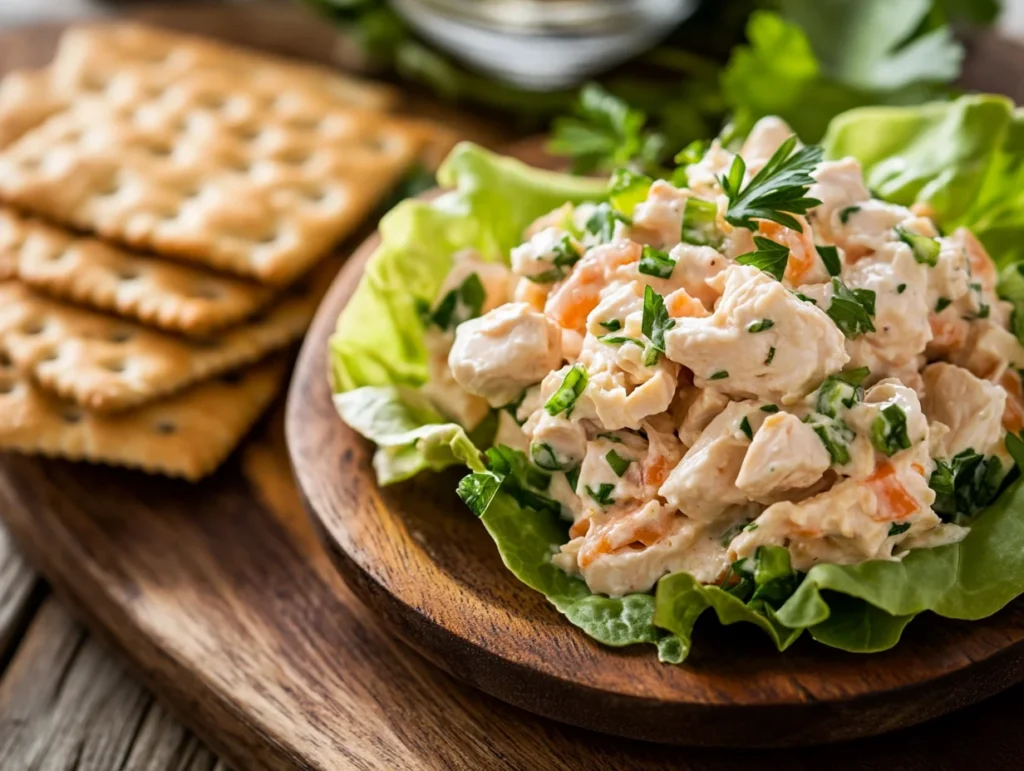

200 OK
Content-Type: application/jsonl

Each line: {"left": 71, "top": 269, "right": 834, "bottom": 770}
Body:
{"left": 477, "top": 488, "right": 682, "bottom": 663}
{"left": 822, "top": 95, "right": 1024, "bottom": 262}
{"left": 329, "top": 142, "right": 604, "bottom": 394}
{"left": 333, "top": 386, "right": 486, "bottom": 484}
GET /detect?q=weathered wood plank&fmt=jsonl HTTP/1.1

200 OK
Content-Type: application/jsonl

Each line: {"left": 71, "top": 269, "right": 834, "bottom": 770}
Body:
{"left": 0, "top": 524, "right": 41, "bottom": 669}
{"left": 0, "top": 597, "right": 220, "bottom": 771}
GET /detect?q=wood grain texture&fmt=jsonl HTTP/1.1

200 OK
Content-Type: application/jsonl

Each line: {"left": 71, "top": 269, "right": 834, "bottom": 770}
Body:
{"left": 4, "top": 5, "right": 1024, "bottom": 770}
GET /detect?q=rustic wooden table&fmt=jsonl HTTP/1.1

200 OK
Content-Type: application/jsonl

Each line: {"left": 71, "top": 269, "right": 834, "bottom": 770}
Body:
{"left": 4, "top": 3, "right": 1024, "bottom": 770}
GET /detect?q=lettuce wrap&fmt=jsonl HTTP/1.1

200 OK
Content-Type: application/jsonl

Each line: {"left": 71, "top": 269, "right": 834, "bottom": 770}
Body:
{"left": 330, "top": 106, "right": 1024, "bottom": 663}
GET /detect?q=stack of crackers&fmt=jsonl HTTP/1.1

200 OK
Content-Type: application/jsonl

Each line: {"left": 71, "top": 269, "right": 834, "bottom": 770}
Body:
{"left": 0, "top": 24, "right": 454, "bottom": 481}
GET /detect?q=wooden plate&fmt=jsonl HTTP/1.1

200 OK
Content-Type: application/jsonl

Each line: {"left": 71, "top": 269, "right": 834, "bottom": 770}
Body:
{"left": 287, "top": 186, "right": 1024, "bottom": 749}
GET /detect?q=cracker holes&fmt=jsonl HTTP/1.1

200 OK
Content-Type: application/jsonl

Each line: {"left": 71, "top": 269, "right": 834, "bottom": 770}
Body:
{"left": 278, "top": 148, "right": 311, "bottom": 167}
{"left": 102, "top": 359, "right": 127, "bottom": 374}
{"left": 189, "top": 284, "right": 222, "bottom": 301}
{"left": 38, "top": 347, "right": 60, "bottom": 363}
{"left": 20, "top": 319, "right": 46, "bottom": 336}
{"left": 0, "top": 376, "right": 15, "bottom": 395}
{"left": 257, "top": 230, "right": 279, "bottom": 246}
{"left": 236, "top": 125, "right": 261, "bottom": 142}
{"left": 303, "top": 187, "right": 328, "bottom": 204}
{"left": 0, "top": 351, "right": 11, "bottom": 369}
{"left": 61, "top": 408, "right": 84, "bottom": 425}
{"left": 197, "top": 93, "right": 228, "bottom": 111}
{"left": 220, "top": 371, "right": 243, "bottom": 386}
{"left": 108, "top": 329, "right": 134, "bottom": 344}
{"left": 147, "top": 141, "right": 174, "bottom": 159}
{"left": 155, "top": 421, "right": 177, "bottom": 435}
{"left": 115, "top": 267, "right": 141, "bottom": 282}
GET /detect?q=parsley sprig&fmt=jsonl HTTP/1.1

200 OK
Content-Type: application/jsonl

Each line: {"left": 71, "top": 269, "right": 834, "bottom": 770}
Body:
{"left": 826, "top": 278, "right": 876, "bottom": 338}
{"left": 736, "top": 236, "right": 790, "bottom": 281}
{"left": 720, "top": 135, "right": 823, "bottom": 232}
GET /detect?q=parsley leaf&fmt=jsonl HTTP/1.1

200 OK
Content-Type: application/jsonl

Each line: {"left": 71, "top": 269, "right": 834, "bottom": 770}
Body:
{"left": 736, "top": 236, "right": 790, "bottom": 281}
{"left": 930, "top": 449, "right": 1007, "bottom": 523}
{"left": 739, "top": 416, "right": 753, "bottom": 440}
{"left": 839, "top": 205, "right": 860, "bottom": 224}
{"left": 805, "top": 414, "right": 856, "bottom": 465}
{"left": 641, "top": 285, "right": 674, "bottom": 363}
{"left": 638, "top": 245, "right": 676, "bottom": 279}
{"left": 544, "top": 365, "right": 588, "bottom": 417}
{"left": 817, "top": 244, "right": 841, "bottom": 276}
{"left": 709, "top": 370, "right": 729, "bottom": 380}
{"left": 548, "top": 83, "right": 665, "bottom": 176}
{"left": 827, "top": 277, "right": 876, "bottom": 338}
{"left": 598, "top": 319, "right": 622, "bottom": 332}
{"left": 720, "top": 135, "right": 823, "bottom": 232}
{"left": 888, "top": 522, "right": 911, "bottom": 537}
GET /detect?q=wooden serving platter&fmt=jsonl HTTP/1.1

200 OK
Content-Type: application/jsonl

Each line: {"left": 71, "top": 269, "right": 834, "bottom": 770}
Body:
{"left": 4, "top": 4, "right": 1024, "bottom": 769}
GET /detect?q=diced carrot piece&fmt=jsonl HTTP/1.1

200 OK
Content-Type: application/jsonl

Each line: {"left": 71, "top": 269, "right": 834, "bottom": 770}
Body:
{"left": 929, "top": 313, "right": 968, "bottom": 354}
{"left": 665, "top": 288, "right": 708, "bottom": 319}
{"left": 867, "top": 462, "right": 918, "bottom": 520}
{"left": 569, "top": 517, "right": 591, "bottom": 539}
{"left": 578, "top": 535, "right": 611, "bottom": 568}
{"left": 1001, "top": 370, "right": 1024, "bottom": 433}
{"left": 643, "top": 455, "right": 670, "bottom": 488}
{"left": 911, "top": 463, "right": 925, "bottom": 476}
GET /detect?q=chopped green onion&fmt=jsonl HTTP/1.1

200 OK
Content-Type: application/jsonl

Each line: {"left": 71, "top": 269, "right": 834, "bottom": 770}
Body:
{"left": 805, "top": 414, "right": 855, "bottom": 465}
{"left": 530, "top": 442, "right": 563, "bottom": 472}
{"left": 428, "top": 272, "right": 487, "bottom": 331}
{"left": 605, "top": 449, "right": 631, "bottom": 477}
{"left": 598, "top": 319, "right": 622, "bottom": 332}
{"left": 935, "top": 297, "right": 952, "bottom": 313}
{"left": 888, "top": 522, "right": 911, "bottom": 537}
{"left": 641, "top": 285, "right": 674, "bottom": 363}
{"left": 599, "top": 334, "right": 644, "bottom": 347}
{"left": 765, "top": 347, "right": 776, "bottom": 365}
{"left": 747, "top": 318, "right": 775, "bottom": 333}
{"left": 897, "top": 283, "right": 907, "bottom": 294}
{"left": 585, "top": 483, "right": 616, "bottom": 506}
{"left": 895, "top": 225, "right": 940, "bottom": 266}
{"left": 638, "top": 245, "right": 676, "bottom": 279}
{"left": 739, "top": 416, "right": 753, "bottom": 440}
{"left": 761, "top": 404, "right": 779, "bottom": 413}
{"left": 870, "top": 404, "right": 912, "bottom": 456}
{"left": 585, "top": 202, "right": 631, "bottom": 243}
{"left": 544, "top": 364, "right": 588, "bottom": 417}
{"left": 709, "top": 370, "right": 729, "bottom": 380}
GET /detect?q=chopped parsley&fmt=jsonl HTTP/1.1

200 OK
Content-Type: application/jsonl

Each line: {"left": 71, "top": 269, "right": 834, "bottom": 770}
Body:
{"left": 544, "top": 364, "right": 588, "bottom": 417}
{"left": 565, "top": 465, "right": 581, "bottom": 493}
{"left": 720, "top": 135, "right": 823, "bottom": 232}
{"left": 897, "top": 283, "right": 907, "bottom": 294}
{"left": 870, "top": 404, "right": 912, "bottom": 456}
{"left": 736, "top": 236, "right": 790, "bottom": 281}
{"left": 739, "top": 416, "right": 753, "bottom": 440}
{"left": 744, "top": 522, "right": 760, "bottom": 532}
{"left": 709, "top": 370, "right": 729, "bottom": 380}
{"left": 805, "top": 413, "right": 856, "bottom": 465}
{"left": 457, "top": 445, "right": 560, "bottom": 519}
{"left": 530, "top": 442, "right": 564, "bottom": 472}
{"left": 935, "top": 297, "right": 952, "bottom": 313}
{"left": 680, "top": 197, "right": 722, "bottom": 248}
{"left": 930, "top": 449, "right": 1007, "bottom": 523}
{"left": 839, "top": 205, "right": 860, "bottom": 224}
{"left": 827, "top": 277, "right": 876, "bottom": 338}
{"left": 605, "top": 449, "right": 632, "bottom": 477}
{"left": 585, "top": 202, "right": 631, "bottom": 243}
{"left": 527, "top": 234, "right": 582, "bottom": 284}
{"left": 427, "top": 272, "right": 486, "bottom": 331}
{"left": 977, "top": 303, "right": 991, "bottom": 319}
{"left": 794, "top": 292, "right": 818, "bottom": 304}
{"left": 585, "top": 483, "right": 616, "bottom": 506}
{"left": 598, "top": 319, "right": 622, "bottom": 332}
{"left": 765, "top": 346, "right": 776, "bottom": 365}
{"left": 888, "top": 522, "right": 911, "bottom": 537}
{"left": 817, "top": 245, "right": 841, "bottom": 277}
{"left": 747, "top": 318, "right": 775, "bottom": 333}
{"left": 597, "top": 432, "right": 624, "bottom": 443}
{"left": 895, "top": 225, "right": 940, "bottom": 266}
{"left": 638, "top": 245, "right": 676, "bottom": 279}
{"left": 760, "top": 404, "right": 779, "bottom": 413}
{"left": 641, "top": 285, "right": 674, "bottom": 365}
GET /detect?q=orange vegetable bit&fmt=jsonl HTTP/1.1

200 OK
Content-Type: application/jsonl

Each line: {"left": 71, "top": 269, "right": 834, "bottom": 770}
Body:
{"left": 867, "top": 462, "right": 919, "bottom": 521}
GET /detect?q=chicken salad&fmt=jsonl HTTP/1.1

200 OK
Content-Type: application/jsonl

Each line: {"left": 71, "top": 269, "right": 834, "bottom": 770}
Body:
{"left": 331, "top": 94, "right": 1024, "bottom": 663}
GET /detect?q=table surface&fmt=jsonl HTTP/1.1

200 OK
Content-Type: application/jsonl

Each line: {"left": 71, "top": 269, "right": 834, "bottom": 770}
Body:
{"left": 3, "top": 3, "right": 1024, "bottom": 770}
